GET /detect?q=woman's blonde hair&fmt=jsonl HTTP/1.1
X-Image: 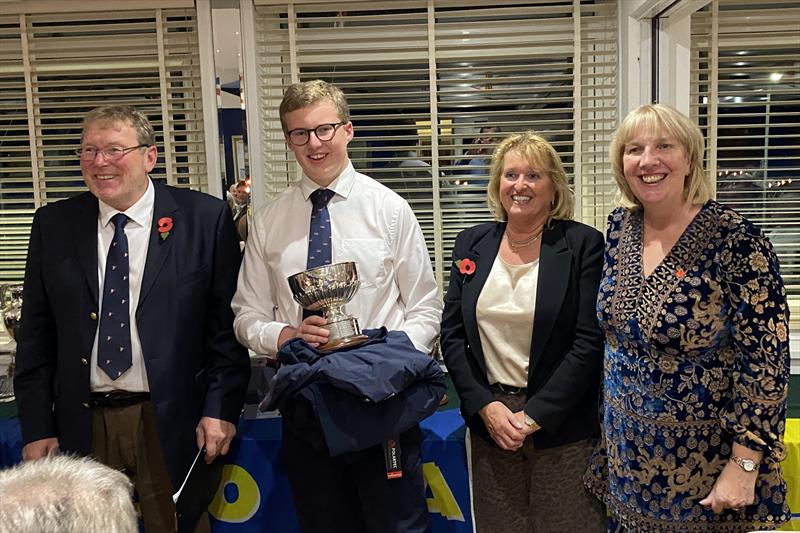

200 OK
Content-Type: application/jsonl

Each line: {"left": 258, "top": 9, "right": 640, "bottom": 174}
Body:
{"left": 486, "top": 132, "right": 574, "bottom": 222}
{"left": 610, "top": 103, "right": 713, "bottom": 209}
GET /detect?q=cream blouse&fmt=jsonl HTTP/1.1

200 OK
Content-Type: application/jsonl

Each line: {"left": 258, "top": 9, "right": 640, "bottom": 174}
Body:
{"left": 475, "top": 253, "right": 539, "bottom": 388}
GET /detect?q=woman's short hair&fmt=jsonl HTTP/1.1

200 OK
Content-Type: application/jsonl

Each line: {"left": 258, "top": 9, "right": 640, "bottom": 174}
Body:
{"left": 81, "top": 105, "right": 156, "bottom": 147}
{"left": 610, "top": 103, "right": 713, "bottom": 209}
{"left": 486, "top": 132, "right": 574, "bottom": 222}
{"left": 279, "top": 80, "right": 350, "bottom": 132}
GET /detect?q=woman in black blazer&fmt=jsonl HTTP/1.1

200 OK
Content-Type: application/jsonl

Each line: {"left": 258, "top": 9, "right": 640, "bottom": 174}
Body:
{"left": 441, "top": 132, "right": 606, "bottom": 533}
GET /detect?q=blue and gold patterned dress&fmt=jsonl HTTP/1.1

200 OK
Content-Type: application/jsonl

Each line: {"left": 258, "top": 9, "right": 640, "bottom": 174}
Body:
{"left": 585, "top": 201, "right": 791, "bottom": 532}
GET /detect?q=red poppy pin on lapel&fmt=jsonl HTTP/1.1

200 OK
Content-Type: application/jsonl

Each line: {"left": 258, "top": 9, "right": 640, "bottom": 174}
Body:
{"left": 157, "top": 217, "right": 173, "bottom": 241}
{"left": 456, "top": 258, "right": 476, "bottom": 277}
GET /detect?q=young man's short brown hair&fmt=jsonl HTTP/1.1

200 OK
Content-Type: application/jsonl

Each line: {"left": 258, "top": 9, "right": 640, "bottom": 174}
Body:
{"left": 279, "top": 80, "right": 350, "bottom": 133}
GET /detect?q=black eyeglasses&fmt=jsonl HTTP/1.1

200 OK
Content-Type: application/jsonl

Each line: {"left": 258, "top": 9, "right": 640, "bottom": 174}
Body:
{"left": 76, "top": 144, "right": 150, "bottom": 161}
{"left": 286, "top": 123, "right": 346, "bottom": 146}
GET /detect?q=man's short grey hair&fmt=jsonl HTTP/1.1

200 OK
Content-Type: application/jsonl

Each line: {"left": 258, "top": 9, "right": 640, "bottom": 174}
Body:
{"left": 81, "top": 105, "right": 156, "bottom": 147}
{"left": 0, "top": 455, "right": 137, "bottom": 533}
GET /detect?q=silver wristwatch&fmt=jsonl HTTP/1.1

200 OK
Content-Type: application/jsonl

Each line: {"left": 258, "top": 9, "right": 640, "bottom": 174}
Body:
{"left": 730, "top": 455, "right": 759, "bottom": 473}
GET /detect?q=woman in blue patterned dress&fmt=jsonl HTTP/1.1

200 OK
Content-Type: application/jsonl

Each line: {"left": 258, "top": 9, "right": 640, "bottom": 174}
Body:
{"left": 584, "top": 104, "right": 791, "bottom": 532}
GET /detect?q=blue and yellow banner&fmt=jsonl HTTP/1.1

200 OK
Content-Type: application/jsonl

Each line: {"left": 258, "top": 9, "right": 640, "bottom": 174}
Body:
{"left": 209, "top": 410, "right": 473, "bottom": 533}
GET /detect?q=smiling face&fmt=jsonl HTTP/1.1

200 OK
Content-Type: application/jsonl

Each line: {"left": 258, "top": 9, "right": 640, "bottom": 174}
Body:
{"left": 622, "top": 128, "right": 691, "bottom": 211}
{"left": 283, "top": 100, "right": 353, "bottom": 187}
{"left": 80, "top": 119, "right": 156, "bottom": 211}
{"left": 498, "top": 151, "right": 555, "bottom": 226}
{"left": 233, "top": 183, "right": 249, "bottom": 205}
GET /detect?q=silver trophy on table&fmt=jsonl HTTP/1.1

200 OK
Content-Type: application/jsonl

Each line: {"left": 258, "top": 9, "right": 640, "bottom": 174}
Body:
{"left": 288, "top": 261, "right": 368, "bottom": 352}
{"left": 0, "top": 283, "right": 22, "bottom": 400}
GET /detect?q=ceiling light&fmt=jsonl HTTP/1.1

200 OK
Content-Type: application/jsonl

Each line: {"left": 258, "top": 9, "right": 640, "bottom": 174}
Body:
{"left": 770, "top": 72, "right": 783, "bottom": 82}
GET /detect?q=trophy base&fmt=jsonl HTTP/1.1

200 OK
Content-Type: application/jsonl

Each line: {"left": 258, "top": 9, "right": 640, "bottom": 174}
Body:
{"left": 318, "top": 334, "right": 369, "bottom": 353}
{"left": 319, "top": 317, "right": 368, "bottom": 352}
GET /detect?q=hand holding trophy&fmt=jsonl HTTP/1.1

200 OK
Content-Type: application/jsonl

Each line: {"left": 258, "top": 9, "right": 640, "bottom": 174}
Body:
{"left": 288, "top": 262, "right": 368, "bottom": 352}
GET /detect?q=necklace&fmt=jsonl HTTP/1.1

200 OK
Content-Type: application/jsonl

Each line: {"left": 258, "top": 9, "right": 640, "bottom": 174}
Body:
{"left": 505, "top": 229, "right": 543, "bottom": 252}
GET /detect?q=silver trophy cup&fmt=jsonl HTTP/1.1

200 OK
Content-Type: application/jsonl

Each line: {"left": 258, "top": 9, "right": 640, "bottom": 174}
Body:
{"left": 287, "top": 262, "right": 368, "bottom": 352}
{"left": 0, "top": 283, "right": 22, "bottom": 400}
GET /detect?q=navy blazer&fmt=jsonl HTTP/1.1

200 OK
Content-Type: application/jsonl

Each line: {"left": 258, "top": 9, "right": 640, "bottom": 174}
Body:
{"left": 440, "top": 218, "right": 604, "bottom": 448}
{"left": 14, "top": 181, "right": 250, "bottom": 488}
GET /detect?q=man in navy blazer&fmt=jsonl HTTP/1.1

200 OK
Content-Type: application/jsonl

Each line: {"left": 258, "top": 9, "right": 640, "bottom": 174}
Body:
{"left": 14, "top": 106, "right": 250, "bottom": 532}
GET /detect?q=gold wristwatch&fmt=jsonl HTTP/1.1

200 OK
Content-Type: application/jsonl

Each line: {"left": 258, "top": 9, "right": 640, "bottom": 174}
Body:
{"left": 523, "top": 414, "right": 540, "bottom": 431}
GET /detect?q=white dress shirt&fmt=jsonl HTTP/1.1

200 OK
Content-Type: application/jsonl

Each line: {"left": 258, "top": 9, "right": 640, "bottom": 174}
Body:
{"left": 232, "top": 162, "right": 442, "bottom": 355}
{"left": 90, "top": 179, "right": 154, "bottom": 392}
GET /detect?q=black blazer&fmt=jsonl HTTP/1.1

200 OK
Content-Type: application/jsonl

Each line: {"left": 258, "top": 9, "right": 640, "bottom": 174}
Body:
{"left": 14, "top": 181, "right": 251, "bottom": 488}
{"left": 440, "top": 218, "right": 604, "bottom": 448}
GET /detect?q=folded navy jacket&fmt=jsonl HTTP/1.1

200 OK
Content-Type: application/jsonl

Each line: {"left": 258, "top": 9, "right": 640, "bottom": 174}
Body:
{"left": 261, "top": 327, "right": 446, "bottom": 457}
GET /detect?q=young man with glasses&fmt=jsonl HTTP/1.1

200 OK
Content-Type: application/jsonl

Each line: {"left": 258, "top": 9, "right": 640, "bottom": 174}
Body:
{"left": 15, "top": 105, "right": 250, "bottom": 532}
{"left": 231, "top": 80, "right": 442, "bottom": 532}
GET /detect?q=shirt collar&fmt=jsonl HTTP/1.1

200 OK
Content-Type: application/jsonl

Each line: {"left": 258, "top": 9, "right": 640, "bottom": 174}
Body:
{"left": 98, "top": 178, "right": 155, "bottom": 229}
{"left": 300, "top": 161, "right": 356, "bottom": 202}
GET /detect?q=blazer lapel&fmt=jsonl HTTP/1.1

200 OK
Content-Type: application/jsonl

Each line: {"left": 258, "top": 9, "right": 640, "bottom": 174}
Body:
{"left": 138, "top": 182, "right": 178, "bottom": 309}
{"left": 74, "top": 193, "right": 100, "bottom": 302}
{"left": 529, "top": 221, "right": 570, "bottom": 375}
{"left": 461, "top": 223, "right": 504, "bottom": 370}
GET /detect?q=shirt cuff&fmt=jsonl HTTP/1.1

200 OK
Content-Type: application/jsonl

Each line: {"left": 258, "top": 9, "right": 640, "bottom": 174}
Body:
{"left": 260, "top": 321, "right": 290, "bottom": 356}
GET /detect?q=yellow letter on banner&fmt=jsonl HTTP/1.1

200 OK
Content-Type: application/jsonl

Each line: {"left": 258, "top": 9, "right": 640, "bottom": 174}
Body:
{"left": 423, "top": 462, "right": 465, "bottom": 522}
{"left": 208, "top": 464, "right": 261, "bottom": 523}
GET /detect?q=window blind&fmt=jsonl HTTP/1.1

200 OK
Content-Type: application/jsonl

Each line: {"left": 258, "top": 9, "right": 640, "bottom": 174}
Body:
{"left": 249, "top": 0, "right": 617, "bottom": 288}
{"left": 0, "top": 2, "right": 207, "bottom": 342}
{"left": 0, "top": 4, "right": 206, "bottom": 286}
{"left": 691, "top": 0, "right": 800, "bottom": 328}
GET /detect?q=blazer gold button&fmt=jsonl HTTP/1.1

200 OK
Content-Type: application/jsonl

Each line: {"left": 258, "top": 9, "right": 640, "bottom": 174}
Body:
{"left": 90, "top": 312, "right": 98, "bottom": 320}
{"left": 80, "top": 358, "right": 88, "bottom": 365}
{"left": 82, "top": 402, "right": 90, "bottom": 408}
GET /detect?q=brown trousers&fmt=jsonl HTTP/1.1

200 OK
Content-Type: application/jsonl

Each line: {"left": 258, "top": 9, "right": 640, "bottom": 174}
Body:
{"left": 469, "top": 392, "right": 607, "bottom": 533}
{"left": 91, "top": 400, "right": 210, "bottom": 533}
